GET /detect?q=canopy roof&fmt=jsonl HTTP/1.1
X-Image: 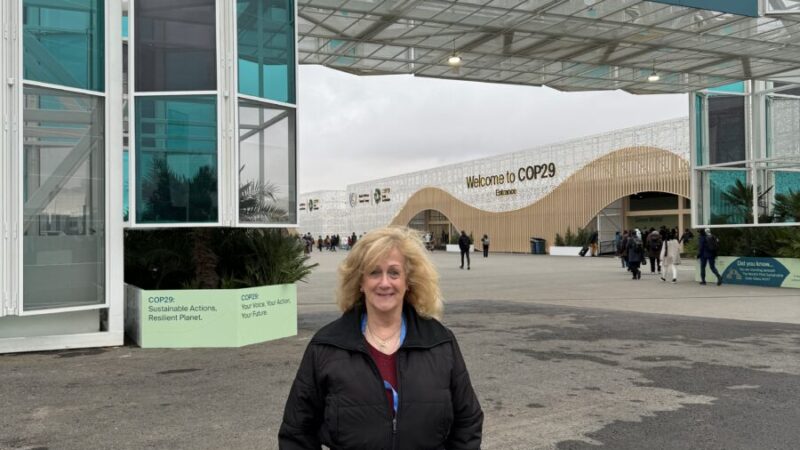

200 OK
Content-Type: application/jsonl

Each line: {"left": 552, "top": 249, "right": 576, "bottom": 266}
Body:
{"left": 297, "top": 0, "right": 800, "bottom": 94}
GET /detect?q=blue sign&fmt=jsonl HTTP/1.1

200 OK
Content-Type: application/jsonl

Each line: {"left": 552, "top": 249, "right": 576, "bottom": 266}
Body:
{"left": 721, "top": 258, "right": 790, "bottom": 287}
{"left": 648, "top": 1, "right": 759, "bottom": 17}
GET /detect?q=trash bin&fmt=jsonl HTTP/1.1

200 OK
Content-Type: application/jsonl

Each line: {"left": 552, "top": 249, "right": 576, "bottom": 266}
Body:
{"left": 532, "top": 238, "right": 546, "bottom": 254}
{"left": 530, "top": 237, "right": 545, "bottom": 254}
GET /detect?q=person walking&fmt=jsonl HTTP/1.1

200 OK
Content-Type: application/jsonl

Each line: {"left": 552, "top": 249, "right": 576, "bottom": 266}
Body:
{"left": 679, "top": 228, "right": 694, "bottom": 245}
{"left": 458, "top": 230, "right": 471, "bottom": 270}
{"left": 588, "top": 230, "right": 599, "bottom": 257}
{"left": 618, "top": 230, "right": 629, "bottom": 269}
{"left": 646, "top": 228, "right": 663, "bottom": 274}
{"left": 626, "top": 229, "right": 644, "bottom": 280}
{"left": 278, "top": 227, "right": 483, "bottom": 449}
{"left": 481, "top": 234, "right": 490, "bottom": 258}
{"left": 660, "top": 230, "right": 681, "bottom": 283}
{"left": 697, "top": 228, "right": 723, "bottom": 285}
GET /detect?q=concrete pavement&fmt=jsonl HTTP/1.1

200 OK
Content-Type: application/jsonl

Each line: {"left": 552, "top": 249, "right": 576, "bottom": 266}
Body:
{"left": 1, "top": 250, "right": 799, "bottom": 449}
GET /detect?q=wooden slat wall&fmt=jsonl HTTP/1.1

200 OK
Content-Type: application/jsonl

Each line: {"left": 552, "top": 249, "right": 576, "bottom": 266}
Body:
{"left": 390, "top": 147, "right": 690, "bottom": 253}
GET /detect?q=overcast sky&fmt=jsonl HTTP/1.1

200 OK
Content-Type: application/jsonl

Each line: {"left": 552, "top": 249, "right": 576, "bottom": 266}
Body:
{"left": 297, "top": 65, "right": 688, "bottom": 193}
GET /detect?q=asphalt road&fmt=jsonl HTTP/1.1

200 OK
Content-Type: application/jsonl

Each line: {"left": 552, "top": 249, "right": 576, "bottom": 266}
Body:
{"left": 2, "top": 252, "right": 799, "bottom": 449}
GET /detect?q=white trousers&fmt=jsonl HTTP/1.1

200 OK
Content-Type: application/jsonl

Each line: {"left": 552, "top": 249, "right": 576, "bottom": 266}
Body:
{"left": 662, "top": 263, "right": 678, "bottom": 280}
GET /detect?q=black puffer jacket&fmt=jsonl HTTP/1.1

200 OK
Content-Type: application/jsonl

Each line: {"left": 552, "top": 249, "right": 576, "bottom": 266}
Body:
{"left": 279, "top": 304, "right": 483, "bottom": 449}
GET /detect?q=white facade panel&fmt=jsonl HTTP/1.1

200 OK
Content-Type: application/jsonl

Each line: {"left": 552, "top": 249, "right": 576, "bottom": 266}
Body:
{"left": 297, "top": 190, "right": 350, "bottom": 238}
{"left": 310, "top": 118, "right": 690, "bottom": 234}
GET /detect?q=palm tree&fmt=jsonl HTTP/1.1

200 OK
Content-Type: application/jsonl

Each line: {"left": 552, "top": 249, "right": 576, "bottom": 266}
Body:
{"left": 773, "top": 190, "right": 800, "bottom": 222}
{"left": 720, "top": 178, "right": 753, "bottom": 223}
{"left": 238, "top": 165, "right": 289, "bottom": 223}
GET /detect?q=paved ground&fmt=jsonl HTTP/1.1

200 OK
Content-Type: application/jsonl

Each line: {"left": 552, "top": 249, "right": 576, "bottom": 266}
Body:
{"left": 2, "top": 251, "right": 800, "bottom": 449}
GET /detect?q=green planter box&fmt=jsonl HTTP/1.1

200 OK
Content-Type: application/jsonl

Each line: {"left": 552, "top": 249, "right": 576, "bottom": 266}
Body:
{"left": 695, "top": 257, "right": 800, "bottom": 288}
{"left": 125, "top": 284, "right": 297, "bottom": 348}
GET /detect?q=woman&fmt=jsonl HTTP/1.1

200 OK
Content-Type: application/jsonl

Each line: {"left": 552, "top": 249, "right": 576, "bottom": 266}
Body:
{"left": 481, "top": 234, "right": 490, "bottom": 258}
{"left": 279, "top": 226, "right": 483, "bottom": 449}
{"left": 660, "top": 230, "right": 681, "bottom": 283}
{"left": 626, "top": 229, "right": 644, "bottom": 280}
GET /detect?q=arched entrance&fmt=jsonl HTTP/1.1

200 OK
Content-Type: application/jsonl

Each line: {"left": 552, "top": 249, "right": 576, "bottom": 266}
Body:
{"left": 591, "top": 192, "right": 691, "bottom": 239}
{"left": 624, "top": 192, "right": 691, "bottom": 233}
{"left": 587, "top": 192, "right": 691, "bottom": 253}
{"left": 407, "top": 209, "right": 454, "bottom": 249}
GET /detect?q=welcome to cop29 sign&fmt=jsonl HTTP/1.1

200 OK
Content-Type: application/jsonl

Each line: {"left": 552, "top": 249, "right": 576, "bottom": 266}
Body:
{"left": 465, "top": 162, "right": 556, "bottom": 197}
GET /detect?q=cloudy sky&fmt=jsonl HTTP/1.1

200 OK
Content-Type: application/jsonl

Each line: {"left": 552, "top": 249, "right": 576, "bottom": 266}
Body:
{"left": 297, "top": 65, "right": 688, "bottom": 193}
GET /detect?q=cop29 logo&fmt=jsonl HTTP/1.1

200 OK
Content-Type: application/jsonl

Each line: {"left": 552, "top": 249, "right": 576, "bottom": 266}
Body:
{"left": 374, "top": 188, "right": 381, "bottom": 204}
{"left": 349, "top": 193, "right": 357, "bottom": 208}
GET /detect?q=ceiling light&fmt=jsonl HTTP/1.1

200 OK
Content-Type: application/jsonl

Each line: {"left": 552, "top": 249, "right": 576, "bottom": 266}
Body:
{"left": 447, "top": 38, "right": 461, "bottom": 67}
{"left": 647, "top": 60, "right": 659, "bottom": 82}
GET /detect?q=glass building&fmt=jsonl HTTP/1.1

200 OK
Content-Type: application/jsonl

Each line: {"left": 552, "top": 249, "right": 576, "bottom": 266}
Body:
{"left": 693, "top": 81, "right": 800, "bottom": 227}
{"left": 0, "top": 0, "right": 297, "bottom": 353}
{"left": 2, "top": 0, "right": 799, "bottom": 352}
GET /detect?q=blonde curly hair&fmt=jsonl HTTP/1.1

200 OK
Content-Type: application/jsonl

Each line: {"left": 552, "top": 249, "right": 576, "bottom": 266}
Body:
{"left": 336, "top": 226, "right": 443, "bottom": 320}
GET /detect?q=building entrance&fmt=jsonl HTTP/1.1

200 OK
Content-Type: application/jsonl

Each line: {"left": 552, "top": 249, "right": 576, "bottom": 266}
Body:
{"left": 624, "top": 192, "right": 691, "bottom": 235}
{"left": 408, "top": 209, "right": 454, "bottom": 249}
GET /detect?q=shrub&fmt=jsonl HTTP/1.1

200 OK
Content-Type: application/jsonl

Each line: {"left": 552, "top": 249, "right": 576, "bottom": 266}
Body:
{"left": 125, "top": 228, "right": 318, "bottom": 290}
{"left": 556, "top": 227, "right": 589, "bottom": 246}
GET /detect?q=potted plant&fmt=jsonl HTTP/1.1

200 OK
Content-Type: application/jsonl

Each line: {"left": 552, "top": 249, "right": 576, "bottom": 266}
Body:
{"left": 124, "top": 227, "right": 318, "bottom": 348}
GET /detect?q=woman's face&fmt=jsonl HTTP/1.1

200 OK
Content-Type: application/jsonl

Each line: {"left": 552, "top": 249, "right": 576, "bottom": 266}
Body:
{"left": 361, "top": 247, "right": 408, "bottom": 318}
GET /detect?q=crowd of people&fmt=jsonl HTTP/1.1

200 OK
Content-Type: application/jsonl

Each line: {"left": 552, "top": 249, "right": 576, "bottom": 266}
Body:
{"left": 300, "top": 232, "right": 364, "bottom": 254}
{"left": 614, "top": 226, "right": 722, "bottom": 285}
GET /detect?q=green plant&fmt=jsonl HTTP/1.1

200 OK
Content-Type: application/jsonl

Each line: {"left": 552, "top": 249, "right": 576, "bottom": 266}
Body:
{"left": 125, "top": 227, "right": 318, "bottom": 290}
{"left": 238, "top": 229, "right": 317, "bottom": 286}
{"left": 720, "top": 179, "right": 753, "bottom": 223}
{"left": 575, "top": 227, "right": 589, "bottom": 246}
{"left": 682, "top": 236, "right": 698, "bottom": 257}
{"left": 777, "top": 227, "right": 800, "bottom": 258}
{"left": 238, "top": 164, "right": 289, "bottom": 223}
{"left": 773, "top": 190, "right": 800, "bottom": 222}
{"left": 563, "top": 227, "right": 575, "bottom": 246}
{"left": 557, "top": 227, "right": 589, "bottom": 246}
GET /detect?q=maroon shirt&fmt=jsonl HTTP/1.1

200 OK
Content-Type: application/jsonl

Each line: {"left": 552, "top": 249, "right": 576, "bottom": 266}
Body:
{"left": 367, "top": 342, "right": 398, "bottom": 415}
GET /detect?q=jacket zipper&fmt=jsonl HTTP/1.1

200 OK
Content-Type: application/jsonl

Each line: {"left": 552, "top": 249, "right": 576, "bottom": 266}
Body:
{"left": 359, "top": 346, "right": 397, "bottom": 448}
{"left": 391, "top": 351, "right": 404, "bottom": 450}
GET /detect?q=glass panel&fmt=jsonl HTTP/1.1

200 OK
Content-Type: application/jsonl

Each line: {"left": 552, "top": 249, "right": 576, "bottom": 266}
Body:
{"left": 123, "top": 149, "right": 129, "bottom": 221}
{"left": 694, "top": 94, "right": 705, "bottom": 166}
{"left": 22, "top": 86, "right": 105, "bottom": 311}
{"left": 698, "top": 170, "right": 751, "bottom": 225}
{"left": 773, "top": 171, "right": 800, "bottom": 223}
{"left": 707, "top": 81, "right": 745, "bottom": 94}
{"left": 238, "top": 100, "right": 296, "bottom": 224}
{"left": 135, "top": 0, "right": 217, "bottom": 92}
{"left": 238, "top": 0, "right": 296, "bottom": 103}
{"left": 708, "top": 95, "right": 746, "bottom": 165}
{"left": 135, "top": 96, "right": 218, "bottom": 223}
{"left": 767, "top": 96, "right": 800, "bottom": 159}
{"left": 773, "top": 82, "right": 800, "bottom": 97}
{"left": 23, "top": 0, "right": 104, "bottom": 91}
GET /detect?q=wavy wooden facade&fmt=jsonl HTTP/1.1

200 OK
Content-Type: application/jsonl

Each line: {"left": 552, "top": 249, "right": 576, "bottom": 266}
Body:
{"left": 390, "top": 147, "right": 690, "bottom": 253}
